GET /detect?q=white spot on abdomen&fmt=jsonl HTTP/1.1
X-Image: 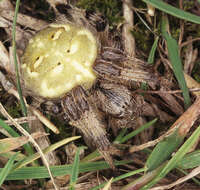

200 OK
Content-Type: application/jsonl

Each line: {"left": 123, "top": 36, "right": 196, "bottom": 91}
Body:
{"left": 27, "top": 67, "right": 39, "bottom": 77}
{"left": 34, "top": 56, "right": 44, "bottom": 69}
{"left": 69, "top": 42, "right": 79, "bottom": 54}
{"left": 72, "top": 60, "right": 94, "bottom": 78}
{"left": 51, "top": 64, "right": 64, "bottom": 75}
{"left": 76, "top": 74, "right": 82, "bottom": 82}
{"left": 52, "top": 30, "right": 63, "bottom": 40}
{"left": 50, "top": 24, "right": 70, "bottom": 32}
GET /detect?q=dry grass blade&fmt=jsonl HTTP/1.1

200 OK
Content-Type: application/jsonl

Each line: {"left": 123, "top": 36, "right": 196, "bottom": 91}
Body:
{"left": 102, "top": 178, "right": 113, "bottom": 190}
{"left": 0, "top": 41, "right": 10, "bottom": 72}
{"left": 122, "top": 0, "right": 135, "bottom": 57}
{"left": 30, "top": 106, "right": 60, "bottom": 134}
{"left": 170, "top": 98, "right": 200, "bottom": 137}
{"left": 150, "top": 165, "right": 200, "bottom": 190}
{"left": 0, "top": 103, "right": 59, "bottom": 190}
{"left": 0, "top": 132, "right": 47, "bottom": 154}
{"left": 4, "top": 116, "right": 37, "bottom": 125}
{"left": 184, "top": 73, "right": 200, "bottom": 97}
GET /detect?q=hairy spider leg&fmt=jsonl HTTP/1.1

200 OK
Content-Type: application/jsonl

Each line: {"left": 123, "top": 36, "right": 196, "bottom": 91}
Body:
{"left": 61, "top": 86, "right": 115, "bottom": 169}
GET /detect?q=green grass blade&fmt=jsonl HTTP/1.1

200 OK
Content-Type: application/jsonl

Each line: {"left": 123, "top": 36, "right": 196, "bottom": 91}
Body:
{"left": 12, "top": 0, "right": 34, "bottom": 157}
{"left": 0, "top": 119, "right": 34, "bottom": 161}
{"left": 90, "top": 168, "right": 145, "bottom": 190}
{"left": 0, "top": 152, "right": 18, "bottom": 186}
{"left": 0, "top": 151, "right": 26, "bottom": 161}
{"left": 13, "top": 136, "right": 81, "bottom": 169}
{"left": 69, "top": 148, "right": 81, "bottom": 190}
{"left": 146, "top": 130, "right": 183, "bottom": 171}
{"left": 148, "top": 36, "right": 159, "bottom": 64}
{"left": 113, "top": 128, "right": 127, "bottom": 144}
{"left": 80, "top": 150, "right": 99, "bottom": 163}
{"left": 0, "top": 119, "right": 19, "bottom": 137}
{"left": 161, "top": 16, "right": 191, "bottom": 108}
{"left": 12, "top": 0, "right": 27, "bottom": 117}
{"left": 141, "top": 125, "right": 200, "bottom": 189}
{"left": 2, "top": 160, "right": 131, "bottom": 180}
{"left": 117, "top": 118, "right": 157, "bottom": 144}
{"left": 176, "top": 150, "right": 200, "bottom": 169}
{"left": 143, "top": 0, "right": 200, "bottom": 24}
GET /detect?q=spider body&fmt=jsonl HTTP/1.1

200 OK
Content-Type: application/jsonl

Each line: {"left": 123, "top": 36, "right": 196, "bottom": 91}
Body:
{"left": 20, "top": 7, "right": 157, "bottom": 168}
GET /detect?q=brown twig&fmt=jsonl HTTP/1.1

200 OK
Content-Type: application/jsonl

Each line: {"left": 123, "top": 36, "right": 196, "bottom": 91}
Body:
{"left": 180, "top": 37, "right": 200, "bottom": 48}
{"left": 4, "top": 116, "right": 36, "bottom": 125}
{"left": 150, "top": 165, "right": 200, "bottom": 190}
{"left": 122, "top": 0, "right": 135, "bottom": 57}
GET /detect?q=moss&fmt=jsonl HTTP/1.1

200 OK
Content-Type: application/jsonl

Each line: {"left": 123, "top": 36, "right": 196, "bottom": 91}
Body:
{"left": 131, "top": 26, "right": 153, "bottom": 53}
{"left": 6, "top": 103, "right": 22, "bottom": 118}
{"left": 183, "top": 0, "right": 195, "bottom": 10}
{"left": 77, "top": 0, "right": 123, "bottom": 26}
{"left": 192, "top": 61, "right": 200, "bottom": 83}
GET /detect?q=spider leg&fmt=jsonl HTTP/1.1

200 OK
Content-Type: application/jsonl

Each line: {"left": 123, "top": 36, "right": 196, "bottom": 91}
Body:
{"left": 94, "top": 81, "right": 144, "bottom": 130}
{"left": 61, "top": 86, "right": 114, "bottom": 169}
{"left": 93, "top": 59, "right": 158, "bottom": 87}
{"left": 95, "top": 82, "right": 133, "bottom": 117}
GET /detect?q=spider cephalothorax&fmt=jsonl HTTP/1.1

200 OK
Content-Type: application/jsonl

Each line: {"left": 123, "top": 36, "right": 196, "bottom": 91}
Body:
{"left": 20, "top": 7, "right": 157, "bottom": 168}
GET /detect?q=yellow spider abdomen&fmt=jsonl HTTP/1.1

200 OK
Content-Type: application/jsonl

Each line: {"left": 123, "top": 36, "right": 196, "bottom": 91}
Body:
{"left": 21, "top": 23, "right": 97, "bottom": 98}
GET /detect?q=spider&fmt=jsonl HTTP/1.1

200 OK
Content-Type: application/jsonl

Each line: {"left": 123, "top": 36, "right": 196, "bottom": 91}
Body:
{"left": 15, "top": 5, "right": 158, "bottom": 168}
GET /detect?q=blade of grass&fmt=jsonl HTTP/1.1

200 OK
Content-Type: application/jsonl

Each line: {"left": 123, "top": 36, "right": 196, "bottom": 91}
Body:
{"left": 90, "top": 168, "right": 145, "bottom": 190}
{"left": 141, "top": 125, "right": 200, "bottom": 189}
{"left": 13, "top": 136, "right": 81, "bottom": 169}
{"left": 121, "top": 163, "right": 165, "bottom": 190}
{"left": 12, "top": 0, "right": 35, "bottom": 158}
{"left": 122, "top": 149, "right": 200, "bottom": 189}
{"left": 0, "top": 135, "right": 40, "bottom": 154}
{"left": 80, "top": 150, "right": 100, "bottom": 163}
{"left": 0, "top": 120, "right": 35, "bottom": 163}
{"left": 2, "top": 160, "right": 131, "bottom": 180}
{"left": 146, "top": 130, "right": 184, "bottom": 171}
{"left": 0, "top": 152, "right": 18, "bottom": 186}
{"left": 102, "top": 178, "right": 113, "bottom": 190}
{"left": 0, "top": 118, "right": 19, "bottom": 137}
{"left": 176, "top": 150, "right": 200, "bottom": 169}
{"left": 148, "top": 36, "right": 159, "bottom": 64}
{"left": 116, "top": 118, "right": 157, "bottom": 144}
{"left": 143, "top": 0, "right": 200, "bottom": 24}
{"left": 0, "top": 151, "right": 26, "bottom": 161}
{"left": 177, "top": 167, "right": 200, "bottom": 186}
{"left": 161, "top": 15, "right": 191, "bottom": 108}
{"left": 12, "top": 0, "right": 27, "bottom": 117}
{"left": 69, "top": 148, "right": 81, "bottom": 190}
{"left": 113, "top": 128, "right": 127, "bottom": 144}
